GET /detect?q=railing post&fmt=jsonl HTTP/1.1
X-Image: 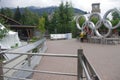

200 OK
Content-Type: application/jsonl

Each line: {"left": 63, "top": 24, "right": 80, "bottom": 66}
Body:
{"left": 0, "top": 61, "right": 4, "bottom": 80}
{"left": 0, "top": 46, "right": 4, "bottom": 80}
{"left": 77, "top": 49, "right": 83, "bottom": 80}
{"left": 28, "top": 54, "right": 31, "bottom": 66}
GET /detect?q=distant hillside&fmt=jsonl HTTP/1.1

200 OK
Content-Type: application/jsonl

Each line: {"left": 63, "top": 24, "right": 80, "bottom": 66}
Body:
{"left": 13, "top": 6, "right": 87, "bottom": 15}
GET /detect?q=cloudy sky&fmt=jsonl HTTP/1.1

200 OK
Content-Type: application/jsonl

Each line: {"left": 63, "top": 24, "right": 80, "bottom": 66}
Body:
{"left": 0, "top": 0, "right": 120, "bottom": 14}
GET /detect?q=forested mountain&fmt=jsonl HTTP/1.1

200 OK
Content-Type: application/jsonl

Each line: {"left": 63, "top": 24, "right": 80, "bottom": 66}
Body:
{"left": 0, "top": 5, "right": 87, "bottom": 37}
{"left": 13, "top": 6, "right": 87, "bottom": 15}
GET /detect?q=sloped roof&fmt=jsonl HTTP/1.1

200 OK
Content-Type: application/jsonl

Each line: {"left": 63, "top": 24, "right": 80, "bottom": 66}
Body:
{"left": 0, "top": 13, "right": 21, "bottom": 25}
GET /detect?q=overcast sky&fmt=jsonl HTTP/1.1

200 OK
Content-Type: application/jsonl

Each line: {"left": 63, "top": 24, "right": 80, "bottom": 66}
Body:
{"left": 0, "top": 0, "right": 120, "bottom": 15}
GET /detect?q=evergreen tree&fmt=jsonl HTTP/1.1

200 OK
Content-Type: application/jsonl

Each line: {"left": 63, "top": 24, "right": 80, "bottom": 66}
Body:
{"left": 14, "top": 7, "right": 21, "bottom": 22}
{"left": 49, "top": 10, "right": 59, "bottom": 33}
{"left": 21, "top": 8, "right": 39, "bottom": 25}
{"left": 0, "top": 8, "right": 4, "bottom": 14}
{"left": 71, "top": 20, "right": 78, "bottom": 37}
{"left": 0, "top": 8, "right": 14, "bottom": 18}
{"left": 49, "top": 2, "right": 74, "bottom": 34}
{"left": 37, "top": 17, "right": 45, "bottom": 34}
{"left": 61, "top": 2, "right": 73, "bottom": 33}
{"left": 42, "top": 12, "right": 49, "bottom": 30}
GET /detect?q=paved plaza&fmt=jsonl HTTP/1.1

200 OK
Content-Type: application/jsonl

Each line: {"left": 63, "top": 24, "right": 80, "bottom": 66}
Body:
{"left": 32, "top": 39, "right": 120, "bottom": 80}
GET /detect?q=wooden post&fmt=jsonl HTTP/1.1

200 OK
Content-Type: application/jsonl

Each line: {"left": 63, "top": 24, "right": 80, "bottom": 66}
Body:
{"left": 0, "top": 46, "right": 4, "bottom": 80}
{"left": 77, "top": 49, "right": 83, "bottom": 80}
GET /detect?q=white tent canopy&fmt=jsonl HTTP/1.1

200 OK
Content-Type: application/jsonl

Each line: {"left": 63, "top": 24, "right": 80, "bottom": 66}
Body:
{"left": 0, "top": 23, "right": 21, "bottom": 49}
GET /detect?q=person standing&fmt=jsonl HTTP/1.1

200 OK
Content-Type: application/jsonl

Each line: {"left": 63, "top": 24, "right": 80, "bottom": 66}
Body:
{"left": 80, "top": 32, "right": 85, "bottom": 42}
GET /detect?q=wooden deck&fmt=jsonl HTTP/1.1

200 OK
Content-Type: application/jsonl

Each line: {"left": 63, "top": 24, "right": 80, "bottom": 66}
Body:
{"left": 32, "top": 39, "right": 120, "bottom": 80}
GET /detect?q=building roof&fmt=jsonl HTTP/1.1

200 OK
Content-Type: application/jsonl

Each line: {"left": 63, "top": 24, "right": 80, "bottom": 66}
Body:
{"left": 0, "top": 14, "right": 21, "bottom": 25}
{"left": 9, "top": 25, "right": 36, "bottom": 28}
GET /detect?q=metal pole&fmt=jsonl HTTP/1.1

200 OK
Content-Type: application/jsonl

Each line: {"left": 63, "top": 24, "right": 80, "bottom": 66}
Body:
{"left": 0, "top": 61, "right": 4, "bottom": 80}
{"left": 81, "top": 59, "right": 91, "bottom": 80}
{"left": 3, "top": 66, "right": 77, "bottom": 77}
{"left": 0, "top": 46, "right": 4, "bottom": 80}
{"left": 27, "top": 54, "right": 31, "bottom": 66}
{"left": 77, "top": 49, "right": 83, "bottom": 80}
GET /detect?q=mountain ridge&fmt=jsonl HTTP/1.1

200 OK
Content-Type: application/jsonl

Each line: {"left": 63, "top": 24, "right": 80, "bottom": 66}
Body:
{"left": 13, "top": 6, "right": 87, "bottom": 15}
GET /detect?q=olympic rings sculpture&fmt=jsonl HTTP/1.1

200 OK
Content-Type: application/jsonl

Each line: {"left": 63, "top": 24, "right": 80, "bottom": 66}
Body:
{"left": 76, "top": 8, "right": 120, "bottom": 38}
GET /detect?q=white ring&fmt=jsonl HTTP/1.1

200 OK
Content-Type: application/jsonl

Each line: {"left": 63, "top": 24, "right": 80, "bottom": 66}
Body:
{"left": 76, "top": 8, "right": 120, "bottom": 38}
{"left": 76, "top": 15, "right": 88, "bottom": 31}
{"left": 103, "top": 8, "right": 120, "bottom": 29}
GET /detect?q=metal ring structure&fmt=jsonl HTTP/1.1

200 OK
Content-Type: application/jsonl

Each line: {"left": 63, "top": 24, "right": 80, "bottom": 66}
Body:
{"left": 76, "top": 8, "right": 120, "bottom": 38}
{"left": 89, "top": 12, "right": 102, "bottom": 29}
{"left": 103, "top": 8, "right": 120, "bottom": 29}
{"left": 76, "top": 15, "right": 88, "bottom": 31}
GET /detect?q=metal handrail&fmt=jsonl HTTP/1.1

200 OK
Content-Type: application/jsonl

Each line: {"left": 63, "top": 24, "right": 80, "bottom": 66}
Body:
{"left": 3, "top": 66, "right": 77, "bottom": 76}
{"left": 81, "top": 59, "right": 91, "bottom": 80}
{"left": 4, "top": 52, "right": 78, "bottom": 58}
{"left": 78, "top": 49, "right": 101, "bottom": 80}
{"left": 0, "top": 48, "right": 100, "bottom": 80}
{"left": 0, "top": 38, "right": 47, "bottom": 80}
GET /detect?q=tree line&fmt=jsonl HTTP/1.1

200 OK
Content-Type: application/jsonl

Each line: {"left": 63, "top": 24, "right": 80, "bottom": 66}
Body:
{"left": 0, "top": 2, "right": 79, "bottom": 37}
{"left": 1, "top": 2, "right": 120, "bottom": 38}
{"left": 0, "top": 7, "right": 39, "bottom": 25}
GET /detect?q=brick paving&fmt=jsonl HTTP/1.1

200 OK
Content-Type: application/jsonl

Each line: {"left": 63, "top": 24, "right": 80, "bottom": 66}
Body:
{"left": 32, "top": 39, "right": 120, "bottom": 80}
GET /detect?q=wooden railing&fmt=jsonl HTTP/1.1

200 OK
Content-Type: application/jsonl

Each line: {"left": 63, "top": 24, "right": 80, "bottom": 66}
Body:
{"left": 0, "top": 41, "right": 100, "bottom": 80}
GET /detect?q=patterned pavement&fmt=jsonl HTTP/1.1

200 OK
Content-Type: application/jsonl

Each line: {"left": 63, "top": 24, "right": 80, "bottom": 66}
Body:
{"left": 32, "top": 39, "right": 120, "bottom": 80}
